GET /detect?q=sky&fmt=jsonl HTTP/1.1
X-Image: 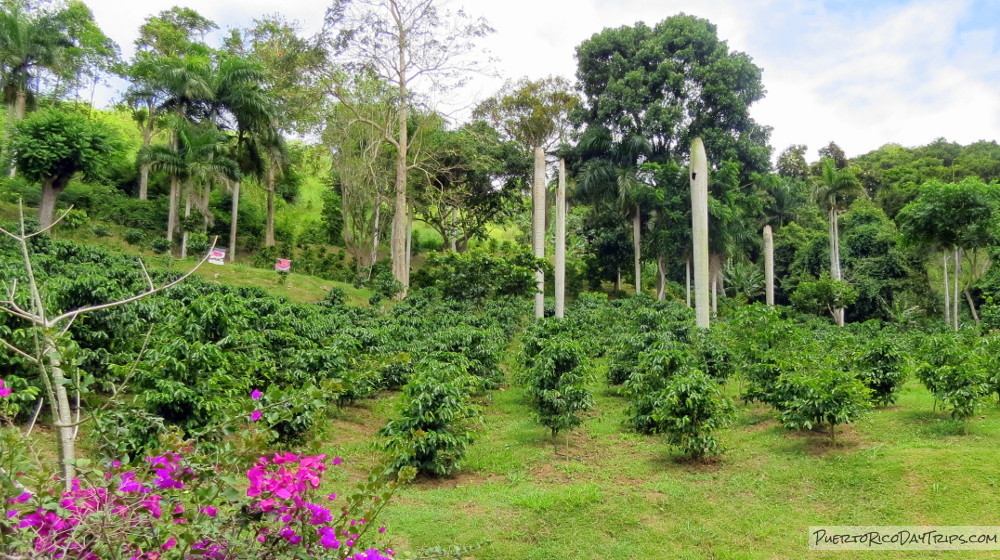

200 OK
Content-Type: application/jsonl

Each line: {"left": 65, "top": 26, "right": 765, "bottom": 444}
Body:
{"left": 81, "top": 0, "right": 1000, "bottom": 163}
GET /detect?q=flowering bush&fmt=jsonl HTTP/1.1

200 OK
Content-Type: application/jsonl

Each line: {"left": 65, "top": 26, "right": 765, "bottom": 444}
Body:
{"left": 0, "top": 384, "right": 412, "bottom": 559}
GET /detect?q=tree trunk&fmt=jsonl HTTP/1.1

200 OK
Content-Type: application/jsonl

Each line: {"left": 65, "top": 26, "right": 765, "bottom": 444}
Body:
{"left": 180, "top": 190, "right": 191, "bottom": 259}
{"left": 829, "top": 209, "right": 844, "bottom": 326}
{"left": 38, "top": 177, "right": 66, "bottom": 230}
{"left": 691, "top": 138, "right": 710, "bottom": 329}
{"left": 656, "top": 255, "right": 666, "bottom": 301}
{"left": 965, "top": 288, "right": 981, "bottom": 325}
{"left": 615, "top": 268, "right": 621, "bottom": 292}
{"left": 632, "top": 204, "right": 641, "bottom": 295}
{"left": 265, "top": 165, "right": 276, "bottom": 247}
{"left": 764, "top": 225, "right": 775, "bottom": 307}
{"left": 953, "top": 247, "right": 960, "bottom": 332}
{"left": 391, "top": 60, "right": 410, "bottom": 294}
{"left": 7, "top": 90, "right": 26, "bottom": 179}
{"left": 138, "top": 163, "right": 151, "bottom": 200}
{"left": 943, "top": 252, "right": 951, "bottom": 328}
{"left": 686, "top": 257, "right": 691, "bottom": 308}
{"left": 710, "top": 253, "right": 721, "bottom": 315}
{"left": 370, "top": 203, "right": 382, "bottom": 270}
{"left": 407, "top": 206, "right": 414, "bottom": 265}
{"left": 532, "top": 145, "right": 546, "bottom": 319}
{"left": 555, "top": 158, "right": 567, "bottom": 318}
{"left": 228, "top": 181, "right": 240, "bottom": 262}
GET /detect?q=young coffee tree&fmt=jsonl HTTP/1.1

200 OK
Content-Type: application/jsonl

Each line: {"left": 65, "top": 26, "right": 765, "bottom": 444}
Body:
{"left": 652, "top": 369, "right": 734, "bottom": 460}
{"left": 379, "top": 356, "right": 481, "bottom": 477}
{"left": 776, "top": 369, "right": 871, "bottom": 442}
{"left": 521, "top": 333, "right": 592, "bottom": 448}
{"left": 854, "top": 334, "right": 907, "bottom": 407}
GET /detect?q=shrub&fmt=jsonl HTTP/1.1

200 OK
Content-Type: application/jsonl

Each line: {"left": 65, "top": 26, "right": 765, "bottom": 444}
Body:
{"left": 776, "top": 369, "right": 871, "bottom": 441}
{"left": 122, "top": 228, "right": 145, "bottom": 246}
{"left": 652, "top": 369, "right": 735, "bottom": 459}
{"left": 90, "top": 225, "right": 112, "bottom": 238}
{"left": 935, "top": 365, "right": 990, "bottom": 433}
{"left": 522, "top": 334, "right": 592, "bottom": 443}
{"left": 149, "top": 237, "right": 171, "bottom": 254}
{"left": 623, "top": 340, "right": 698, "bottom": 434}
{"left": 411, "top": 246, "right": 546, "bottom": 302}
{"left": 854, "top": 334, "right": 907, "bottom": 406}
{"left": 379, "top": 358, "right": 480, "bottom": 477}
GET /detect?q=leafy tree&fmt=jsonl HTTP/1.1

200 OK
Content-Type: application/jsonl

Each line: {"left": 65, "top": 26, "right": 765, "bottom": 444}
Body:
{"left": 790, "top": 273, "right": 858, "bottom": 324}
{"left": 410, "top": 119, "right": 528, "bottom": 251}
{"left": 411, "top": 244, "right": 544, "bottom": 303}
{"left": 326, "top": 0, "right": 493, "bottom": 292}
{"left": 10, "top": 108, "right": 119, "bottom": 228}
{"left": 652, "top": 369, "right": 734, "bottom": 459}
{"left": 897, "top": 177, "right": 1000, "bottom": 330}
{"left": 854, "top": 333, "right": 907, "bottom": 406}
{"left": 776, "top": 144, "right": 809, "bottom": 179}
{"left": 574, "top": 13, "right": 771, "bottom": 176}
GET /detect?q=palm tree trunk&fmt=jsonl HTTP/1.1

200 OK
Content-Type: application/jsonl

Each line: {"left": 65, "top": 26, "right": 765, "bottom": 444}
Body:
{"left": 943, "top": 252, "right": 950, "bottom": 328}
{"left": 615, "top": 268, "right": 621, "bottom": 292}
{"left": 532, "top": 145, "right": 546, "bottom": 319}
{"left": 686, "top": 257, "right": 691, "bottom": 307}
{"left": 764, "top": 225, "right": 775, "bottom": 307}
{"left": 632, "top": 204, "right": 641, "bottom": 295}
{"left": 710, "top": 253, "right": 721, "bottom": 315}
{"left": 265, "top": 165, "right": 276, "bottom": 247}
{"left": 656, "top": 255, "right": 666, "bottom": 301}
{"left": 830, "top": 209, "right": 845, "bottom": 326}
{"left": 138, "top": 163, "right": 151, "bottom": 200}
{"left": 7, "top": 90, "right": 26, "bottom": 179}
{"left": 228, "top": 181, "right": 240, "bottom": 262}
{"left": 691, "top": 138, "right": 710, "bottom": 329}
{"left": 953, "top": 247, "right": 960, "bottom": 332}
{"left": 180, "top": 189, "right": 191, "bottom": 259}
{"left": 555, "top": 158, "right": 567, "bottom": 318}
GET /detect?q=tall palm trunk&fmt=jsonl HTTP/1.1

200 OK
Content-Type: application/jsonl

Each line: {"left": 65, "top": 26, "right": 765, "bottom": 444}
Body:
{"left": 691, "top": 138, "right": 710, "bottom": 329}
{"left": 265, "top": 165, "right": 276, "bottom": 247}
{"left": 632, "top": 204, "right": 641, "bottom": 295}
{"left": 138, "top": 114, "right": 155, "bottom": 200}
{"left": 228, "top": 181, "right": 240, "bottom": 262}
{"left": 764, "top": 225, "right": 775, "bottom": 307}
{"left": 555, "top": 158, "right": 567, "bottom": 318}
{"left": 180, "top": 188, "right": 191, "bottom": 259}
{"left": 166, "top": 129, "right": 181, "bottom": 250}
{"left": 686, "top": 257, "right": 691, "bottom": 308}
{"left": 656, "top": 255, "right": 666, "bottom": 301}
{"left": 7, "top": 90, "right": 26, "bottom": 178}
{"left": 953, "top": 248, "right": 960, "bottom": 332}
{"left": 532, "top": 145, "right": 546, "bottom": 319}
{"left": 709, "top": 253, "right": 722, "bottom": 314}
{"left": 829, "top": 208, "right": 844, "bottom": 326}
{"left": 943, "top": 252, "right": 951, "bottom": 327}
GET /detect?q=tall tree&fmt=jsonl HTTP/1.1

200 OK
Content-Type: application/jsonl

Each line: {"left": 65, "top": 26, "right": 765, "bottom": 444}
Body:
{"left": 10, "top": 107, "right": 119, "bottom": 228}
{"left": 475, "top": 76, "right": 577, "bottom": 317}
{"left": 325, "top": 0, "right": 493, "bottom": 293}
{"left": 123, "top": 7, "right": 216, "bottom": 200}
{"left": 575, "top": 14, "right": 771, "bottom": 177}
{"left": 813, "top": 157, "right": 862, "bottom": 326}
{"left": 776, "top": 144, "right": 809, "bottom": 179}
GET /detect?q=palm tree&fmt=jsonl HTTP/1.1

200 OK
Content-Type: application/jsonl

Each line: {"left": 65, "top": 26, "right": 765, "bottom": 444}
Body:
{"left": 140, "top": 124, "right": 238, "bottom": 257}
{"left": 814, "top": 157, "right": 862, "bottom": 326}
{"left": 576, "top": 128, "right": 655, "bottom": 295}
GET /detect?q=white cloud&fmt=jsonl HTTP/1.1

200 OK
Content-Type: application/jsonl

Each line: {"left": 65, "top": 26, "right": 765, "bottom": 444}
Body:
{"left": 83, "top": 0, "right": 1000, "bottom": 163}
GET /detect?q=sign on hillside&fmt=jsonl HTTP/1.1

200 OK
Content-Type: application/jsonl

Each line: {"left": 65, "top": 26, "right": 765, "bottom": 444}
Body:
{"left": 208, "top": 248, "right": 226, "bottom": 265}
{"left": 275, "top": 258, "right": 291, "bottom": 272}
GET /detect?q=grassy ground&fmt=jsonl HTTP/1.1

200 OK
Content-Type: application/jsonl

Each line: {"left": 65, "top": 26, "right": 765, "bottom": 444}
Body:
{"left": 326, "top": 357, "right": 1000, "bottom": 560}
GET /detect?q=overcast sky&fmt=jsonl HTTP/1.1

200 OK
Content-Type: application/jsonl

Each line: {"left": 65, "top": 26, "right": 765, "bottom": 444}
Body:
{"left": 83, "top": 0, "right": 1000, "bottom": 163}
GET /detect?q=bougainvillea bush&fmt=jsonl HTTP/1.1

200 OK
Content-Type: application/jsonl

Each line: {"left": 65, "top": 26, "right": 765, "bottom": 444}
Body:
{"left": 0, "top": 385, "right": 410, "bottom": 559}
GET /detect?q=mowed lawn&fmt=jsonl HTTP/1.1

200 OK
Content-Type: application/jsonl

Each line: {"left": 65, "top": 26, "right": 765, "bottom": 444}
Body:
{"left": 323, "top": 360, "right": 1000, "bottom": 560}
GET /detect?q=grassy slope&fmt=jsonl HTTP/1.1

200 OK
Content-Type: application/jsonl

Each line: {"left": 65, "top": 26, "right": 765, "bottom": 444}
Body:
{"left": 327, "top": 356, "right": 1000, "bottom": 560}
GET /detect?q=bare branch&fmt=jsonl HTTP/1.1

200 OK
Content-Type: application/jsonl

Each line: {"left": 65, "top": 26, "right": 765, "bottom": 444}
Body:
{"left": 0, "top": 338, "right": 38, "bottom": 363}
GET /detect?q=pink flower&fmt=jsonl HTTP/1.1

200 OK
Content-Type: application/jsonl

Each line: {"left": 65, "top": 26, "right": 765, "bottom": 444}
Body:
{"left": 0, "top": 379, "right": 11, "bottom": 397}
{"left": 379, "top": 526, "right": 386, "bottom": 534}
{"left": 332, "top": 457, "right": 342, "bottom": 466}
{"left": 250, "top": 410, "right": 262, "bottom": 422}
{"left": 200, "top": 505, "right": 218, "bottom": 518}
{"left": 251, "top": 389, "right": 262, "bottom": 400}
{"left": 161, "top": 537, "right": 177, "bottom": 550}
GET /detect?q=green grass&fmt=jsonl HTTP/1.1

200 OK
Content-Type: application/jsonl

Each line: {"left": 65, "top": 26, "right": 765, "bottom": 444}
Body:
{"left": 327, "top": 362, "right": 1000, "bottom": 560}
